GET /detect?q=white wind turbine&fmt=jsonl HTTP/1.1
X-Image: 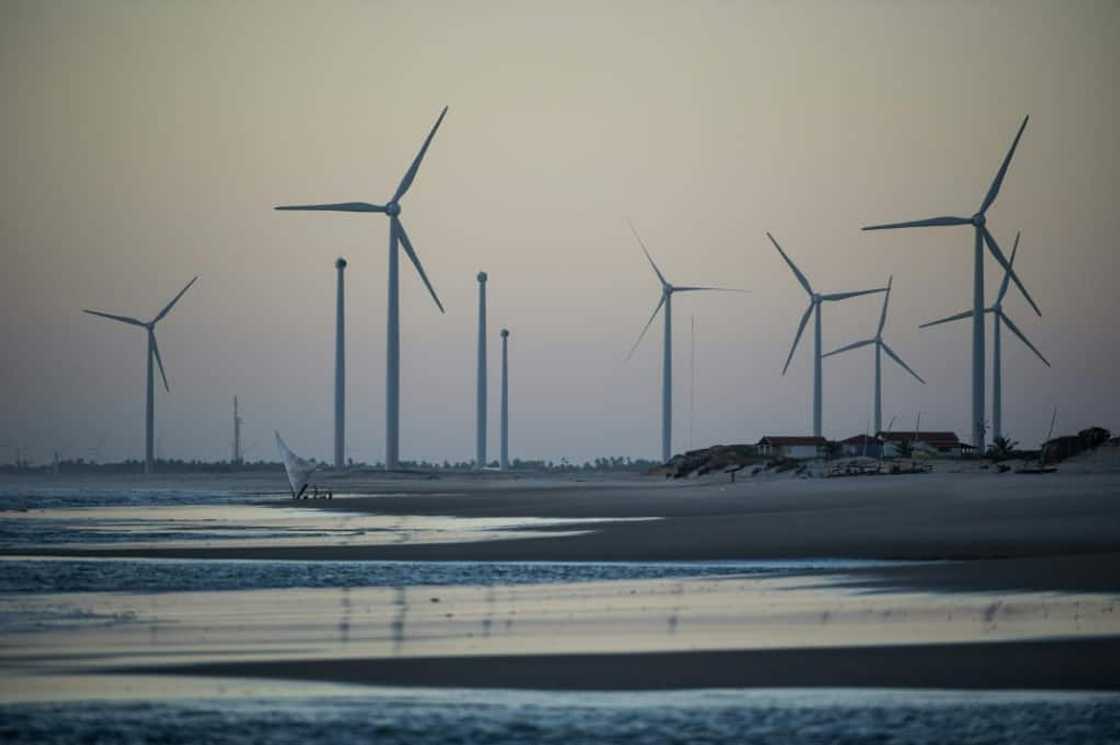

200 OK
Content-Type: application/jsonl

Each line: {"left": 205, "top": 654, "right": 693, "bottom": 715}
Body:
{"left": 769, "top": 233, "right": 887, "bottom": 438}
{"left": 862, "top": 115, "right": 1041, "bottom": 453}
{"left": 83, "top": 276, "right": 199, "bottom": 475}
{"left": 823, "top": 276, "right": 925, "bottom": 434}
{"left": 627, "top": 222, "right": 747, "bottom": 463}
{"left": 919, "top": 232, "right": 1049, "bottom": 443}
{"left": 276, "top": 107, "right": 448, "bottom": 470}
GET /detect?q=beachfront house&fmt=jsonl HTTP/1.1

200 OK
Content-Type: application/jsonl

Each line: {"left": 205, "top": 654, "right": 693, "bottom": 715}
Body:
{"left": 877, "top": 431, "right": 966, "bottom": 458}
{"left": 840, "top": 434, "right": 882, "bottom": 458}
{"left": 757, "top": 436, "right": 827, "bottom": 460}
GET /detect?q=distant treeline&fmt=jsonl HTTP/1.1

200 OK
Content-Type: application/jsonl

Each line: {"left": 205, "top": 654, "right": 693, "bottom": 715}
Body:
{"left": 0, "top": 455, "right": 662, "bottom": 476}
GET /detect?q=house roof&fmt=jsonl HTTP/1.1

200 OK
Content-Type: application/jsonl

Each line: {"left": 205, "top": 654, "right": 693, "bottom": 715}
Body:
{"left": 841, "top": 434, "right": 880, "bottom": 445}
{"left": 758, "top": 436, "right": 827, "bottom": 446}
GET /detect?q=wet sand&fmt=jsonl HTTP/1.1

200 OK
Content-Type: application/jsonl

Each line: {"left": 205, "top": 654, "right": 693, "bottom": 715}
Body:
{"left": 16, "top": 469, "right": 1120, "bottom": 592}
{"left": 4, "top": 467, "right": 1119, "bottom": 693}
{"left": 124, "top": 637, "right": 1120, "bottom": 691}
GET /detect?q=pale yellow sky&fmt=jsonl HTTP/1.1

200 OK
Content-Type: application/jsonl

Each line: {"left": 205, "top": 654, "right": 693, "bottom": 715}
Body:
{"left": 1, "top": 0, "right": 1117, "bottom": 464}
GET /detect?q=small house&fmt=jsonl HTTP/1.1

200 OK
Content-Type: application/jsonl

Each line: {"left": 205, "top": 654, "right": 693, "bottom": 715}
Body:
{"left": 877, "top": 431, "right": 965, "bottom": 458}
{"left": 840, "top": 434, "right": 882, "bottom": 458}
{"left": 757, "top": 436, "right": 827, "bottom": 460}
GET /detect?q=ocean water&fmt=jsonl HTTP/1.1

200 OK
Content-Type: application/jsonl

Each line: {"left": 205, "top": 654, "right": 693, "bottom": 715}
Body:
{"left": 2, "top": 689, "right": 1119, "bottom": 745}
{"left": 0, "top": 557, "right": 895, "bottom": 595}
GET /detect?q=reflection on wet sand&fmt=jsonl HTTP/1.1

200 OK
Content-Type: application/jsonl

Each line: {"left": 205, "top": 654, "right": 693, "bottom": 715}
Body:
{"left": 0, "top": 505, "right": 654, "bottom": 552}
{"left": 2, "top": 570, "right": 1118, "bottom": 701}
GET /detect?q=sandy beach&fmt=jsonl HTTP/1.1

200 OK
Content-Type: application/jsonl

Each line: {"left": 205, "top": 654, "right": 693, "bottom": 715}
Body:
{"left": 13, "top": 466, "right": 1120, "bottom": 591}
{"left": 3, "top": 463, "right": 1119, "bottom": 695}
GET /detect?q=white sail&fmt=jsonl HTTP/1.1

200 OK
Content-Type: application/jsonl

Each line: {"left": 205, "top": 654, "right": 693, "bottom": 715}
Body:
{"left": 274, "top": 431, "right": 317, "bottom": 498}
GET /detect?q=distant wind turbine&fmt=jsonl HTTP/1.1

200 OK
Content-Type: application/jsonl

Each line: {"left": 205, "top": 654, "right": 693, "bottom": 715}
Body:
{"left": 276, "top": 107, "right": 449, "bottom": 470}
{"left": 824, "top": 276, "right": 925, "bottom": 434}
{"left": 862, "top": 115, "right": 1040, "bottom": 453}
{"left": 627, "top": 221, "right": 747, "bottom": 463}
{"left": 920, "top": 232, "right": 1049, "bottom": 442}
{"left": 83, "top": 276, "right": 199, "bottom": 474}
{"left": 768, "top": 232, "right": 886, "bottom": 437}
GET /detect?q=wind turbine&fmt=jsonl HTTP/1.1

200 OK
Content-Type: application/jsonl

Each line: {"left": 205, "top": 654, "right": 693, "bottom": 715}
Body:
{"left": 627, "top": 222, "right": 747, "bottom": 463}
{"left": 823, "top": 276, "right": 925, "bottom": 434}
{"left": 83, "top": 276, "right": 198, "bottom": 474}
{"left": 768, "top": 233, "right": 887, "bottom": 438}
{"left": 276, "top": 107, "right": 449, "bottom": 470}
{"left": 920, "top": 232, "right": 1049, "bottom": 443}
{"left": 862, "top": 115, "right": 1041, "bottom": 453}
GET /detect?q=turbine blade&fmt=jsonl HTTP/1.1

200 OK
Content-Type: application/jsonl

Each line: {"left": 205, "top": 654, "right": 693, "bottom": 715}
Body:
{"left": 627, "top": 219, "right": 669, "bottom": 288}
{"left": 823, "top": 338, "right": 874, "bottom": 358}
{"left": 782, "top": 302, "right": 814, "bottom": 375}
{"left": 154, "top": 276, "right": 198, "bottom": 322}
{"left": 876, "top": 275, "right": 893, "bottom": 336}
{"left": 996, "top": 231, "right": 1020, "bottom": 305}
{"left": 979, "top": 115, "right": 1029, "bottom": 214}
{"left": 821, "top": 287, "right": 887, "bottom": 302}
{"left": 1000, "top": 311, "right": 1051, "bottom": 367}
{"left": 767, "top": 232, "right": 812, "bottom": 295}
{"left": 83, "top": 310, "right": 146, "bottom": 327}
{"left": 393, "top": 106, "right": 449, "bottom": 203}
{"left": 881, "top": 341, "right": 926, "bottom": 384}
{"left": 919, "top": 309, "right": 974, "bottom": 329}
{"left": 982, "top": 226, "right": 1041, "bottom": 316}
{"left": 862, "top": 216, "right": 971, "bottom": 231}
{"left": 151, "top": 332, "right": 170, "bottom": 392}
{"left": 672, "top": 286, "right": 749, "bottom": 293}
{"left": 275, "top": 202, "right": 387, "bottom": 212}
{"left": 626, "top": 294, "right": 666, "bottom": 361}
{"left": 393, "top": 218, "right": 445, "bottom": 313}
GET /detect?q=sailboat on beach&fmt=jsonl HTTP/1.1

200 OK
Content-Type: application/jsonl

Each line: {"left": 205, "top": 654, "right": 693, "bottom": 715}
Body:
{"left": 274, "top": 431, "right": 319, "bottom": 498}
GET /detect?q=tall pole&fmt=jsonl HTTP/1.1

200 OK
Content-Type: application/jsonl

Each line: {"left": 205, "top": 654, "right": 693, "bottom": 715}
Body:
{"left": 386, "top": 224, "right": 400, "bottom": 470}
{"left": 233, "top": 396, "right": 241, "bottom": 465}
{"left": 145, "top": 331, "right": 154, "bottom": 474}
{"left": 689, "top": 315, "right": 695, "bottom": 451}
{"left": 500, "top": 328, "right": 510, "bottom": 470}
{"left": 661, "top": 291, "right": 672, "bottom": 463}
{"left": 873, "top": 342, "right": 882, "bottom": 434}
{"left": 972, "top": 227, "right": 986, "bottom": 453}
{"left": 992, "top": 313, "right": 1002, "bottom": 442}
{"left": 335, "top": 258, "right": 347, "bottom": 468}
{"left": 813, "top": 300, "right": 822, "bottom": 437}
{"left": 476, "top": 272, "right": 488, "bottom": 469}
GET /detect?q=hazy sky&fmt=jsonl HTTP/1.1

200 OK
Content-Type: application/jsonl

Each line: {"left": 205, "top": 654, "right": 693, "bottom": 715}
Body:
{"left": 2, "top": 0, "right": 1117, "bottom": 465}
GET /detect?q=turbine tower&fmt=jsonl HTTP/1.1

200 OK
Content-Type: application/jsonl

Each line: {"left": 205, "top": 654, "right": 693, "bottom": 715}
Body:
{"left": 768, "top": 233, "right": 886, "bottom": 438}
{"left": 334, "top": 257, "right": 347, "bottom": 468}
{"left": 276, "top": 107, "right": 449, "bottom": 470}
{"left": 500, "top": 328, "right": 510, "bottom": 471}
{"left": 232, "top": 396, "right": 242, "bottom": 465}
{"left": 627, "top": 222, "right": 747, "bottom": 463}
{"left": 920, "top": 232, "right": 1049, "bottom": 442}
{"left": 476, "top": 271, "right": 488, "bottom": 469}
{"left": 83, "top": 276, "right": 198, "bottom": 474}
{"left": 823, "top": 276, "right": 925, "bottom": 434}
{"left": 862, "top": 115, "right": 1041, "bottom": 453}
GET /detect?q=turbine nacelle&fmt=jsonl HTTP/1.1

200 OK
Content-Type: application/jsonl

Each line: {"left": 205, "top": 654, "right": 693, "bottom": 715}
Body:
{"left": 386, "top": 202, "right": 402, "bottom": 217}
{"left": 972, "top": 213, "right": 986, "bottom": 227}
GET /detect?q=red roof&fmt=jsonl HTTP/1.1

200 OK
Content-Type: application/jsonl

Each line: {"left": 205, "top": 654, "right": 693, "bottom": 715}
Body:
{"left": 758, "top": 436, "right": 827, "bottom": 446}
